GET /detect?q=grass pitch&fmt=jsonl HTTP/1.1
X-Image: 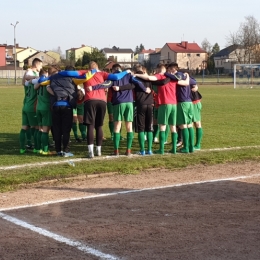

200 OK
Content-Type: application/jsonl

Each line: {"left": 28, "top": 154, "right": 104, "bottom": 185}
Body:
{"left": 0, "top": 84, "right": 260, "bottom": 192}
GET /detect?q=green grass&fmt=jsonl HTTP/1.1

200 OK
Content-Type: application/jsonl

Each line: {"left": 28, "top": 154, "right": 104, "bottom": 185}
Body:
{"left": 0, "top": 84, "right": 260, "bottom": 192}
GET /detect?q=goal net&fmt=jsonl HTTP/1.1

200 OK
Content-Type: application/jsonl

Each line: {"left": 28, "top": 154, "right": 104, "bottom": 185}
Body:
{"left": 234, "top": 64, "right": 260, "bottom": 89}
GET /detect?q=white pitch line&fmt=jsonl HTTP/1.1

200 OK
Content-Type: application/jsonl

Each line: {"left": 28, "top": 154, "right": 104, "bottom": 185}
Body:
{"left": 1, "top": 145, "right": 260, "bottom": 171}
{"left": 0, "top": 212, "right": 120, "bottom": 260}
{"left": 1, "top": 173, "right": 260, "bottom": 212}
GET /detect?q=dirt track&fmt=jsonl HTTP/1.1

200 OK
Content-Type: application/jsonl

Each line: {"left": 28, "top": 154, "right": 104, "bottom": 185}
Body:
{"left": 1, "top": 161, "right": 260, "bottom": 259}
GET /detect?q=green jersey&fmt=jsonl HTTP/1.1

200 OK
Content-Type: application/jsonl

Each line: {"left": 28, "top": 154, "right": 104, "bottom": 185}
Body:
{"left": 37, "top": 85, "right": 50, "bottom": 111}
{"left": 23, "top": 71, "right": 38, "bottom": 112}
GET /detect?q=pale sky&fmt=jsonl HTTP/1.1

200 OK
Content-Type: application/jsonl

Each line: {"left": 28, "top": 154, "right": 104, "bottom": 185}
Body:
{"left": 1, "top": 0, "right": 260, "bottom": 54}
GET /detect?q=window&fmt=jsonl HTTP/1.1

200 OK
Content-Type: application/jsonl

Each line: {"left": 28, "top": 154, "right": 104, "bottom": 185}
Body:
{"left": 187, "top": 53, "right": 191, "bottom": 57}
{"left": 41, "top": 56, "right": 44, "bottom": 60}
{"left": 196, "top": 54, "right": 200, "bottom": 57}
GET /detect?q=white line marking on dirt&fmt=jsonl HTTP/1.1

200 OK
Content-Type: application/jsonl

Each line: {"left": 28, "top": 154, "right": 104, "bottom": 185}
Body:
{"left": 0, "top": 212, "right": 120, "bottom": 260}
{"left": 1, "top": 145, "right": 260, "bottom": 171}
{"left": 1, "top": 173, "right": 260, "bottom": 212}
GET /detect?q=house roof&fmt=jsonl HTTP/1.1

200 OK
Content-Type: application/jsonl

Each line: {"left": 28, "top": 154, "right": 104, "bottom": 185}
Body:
{"left": 23, "top": 51, "right": 54, "bottom": 61}
{"left": 103, "top": 46, "right": 133, "bottom": 54}
{"left": 16, "top": 47, "right": 38, "bottom": 55}
{"left": 214, "top": 44, "right": 241, "bottom": 57}
{"left": 66, "top": 44, "right": 92, "bottom": 51}
{"left": 149, "top": 51, "right": 161, "bottom": 55}
{"left": 166, "top": 41, "right": 206, "bottom": 53}
{"left": 140, "top": 49, "right": 155, "bottom": 54}
{"left": 104, "top": 61, "right": 116, "bottom": 70}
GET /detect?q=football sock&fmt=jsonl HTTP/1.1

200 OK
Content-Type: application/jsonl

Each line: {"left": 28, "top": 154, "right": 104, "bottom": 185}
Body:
{"left": 153, "top": 124, "right": 159, "bottom": 140}
{"left": 109, "top": 121, "right": 114, "bottom": 136}
{"left": 138, "top": 132, "right": 145, "bottom": 152}
{"left": 165, "top": 125, "right": 170, "bottom": 143}
{"left": 181, "top": 128, "right": 189, "bottom": 153}
{"left": 147, "top": 131, "right": 153, "bottom": 152}
{"left": 113, "top": 132, "right": 120, "bottom": 150}
{"left": 171, "top": 132, "right": 178, "bottom": 154}
{"left": 159, "top": 131, "right": 166, "bottom": 154}
{"left": 188, "top": 127, "right": 195, "bottom": 152}
{"left": 19, "top": 129, "right": 26, "bottom": 150}
{"left": 72, "top": 122, "right": 78, "bottom": 139}
{"left": 42, "top": 132, "right": 49, "bottom": 152}
{"left": 79, "top": 123, "right": 86, "bottom": 139}
{"left": 37, "top": 131, "right": 42, "bottom": 151}
{"left": 26, "top": 128, "right": 32, "bottom": 146}
{"left": 195, "top": 128, "right": 203, "bottom": 148}
{"left": 126, "top": 132, "right": 134, "bottom": 149}
{"left": 34, "top": 129, "right": 39, "bottom": 150}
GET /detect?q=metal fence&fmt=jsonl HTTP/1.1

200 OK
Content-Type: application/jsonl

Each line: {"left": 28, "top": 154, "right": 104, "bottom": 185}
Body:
{"left": 0, "top": 69, "right": 236, "bottom": 86}
{"left": 0, "top": 70, "right": 25, "bottom": 85}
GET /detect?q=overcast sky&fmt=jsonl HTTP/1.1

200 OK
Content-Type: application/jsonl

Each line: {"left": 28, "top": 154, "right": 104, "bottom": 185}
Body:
{"left": 1, "top": 0, "right": 259, "bottom": 54}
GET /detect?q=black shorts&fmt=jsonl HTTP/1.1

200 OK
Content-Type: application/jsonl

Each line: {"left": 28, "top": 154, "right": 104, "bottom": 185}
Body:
{"left": 136, "top": 104, "right": 153, "bottom": 132}
{"left": 84, "top": 100, "right": 106, "bottom": 128}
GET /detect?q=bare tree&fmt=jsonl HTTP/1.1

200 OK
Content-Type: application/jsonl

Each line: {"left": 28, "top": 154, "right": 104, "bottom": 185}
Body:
{"left": 51, "top": 46, "right": 65, "bottom": 59}
{"left": 227, "top": 15, "right": 260, "bottom": 63}
{"left": 201, "top": 38, "right": 212, "bottom": 56}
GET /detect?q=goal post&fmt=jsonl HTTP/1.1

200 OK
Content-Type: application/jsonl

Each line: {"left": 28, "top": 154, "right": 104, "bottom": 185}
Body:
{"left": 234, "top": 64, "right": 260, "bottom": 89}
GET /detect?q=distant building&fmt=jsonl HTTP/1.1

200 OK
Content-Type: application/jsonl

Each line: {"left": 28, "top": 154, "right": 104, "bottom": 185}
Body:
{"left": 138, "top": 49, "right": 155, "bottom": 64}
{"left": 149, "top": 51, "right": 161, "bottom": 69}
{"left": 102, "top": 46, "right": 134, "bottom": 63}
{"left": 160, "top": 41, "right": 207, "bottom": 70}
{"left": 16, "top": 47, "right": 38, "bottom": 68}
{"left": 0, "top": 45, "right": 6, "bottom": 66}
{"left": 24, "top": 51, "right": 56, "bottom": 67}
{"left": 45, "top": 51, "right": 61, "bottom": 63}
{"left": 213, "top": 45, "right": 242, "bottom": 73}
{"left": 66, "top": 44, "right": 93, "bottom": 62}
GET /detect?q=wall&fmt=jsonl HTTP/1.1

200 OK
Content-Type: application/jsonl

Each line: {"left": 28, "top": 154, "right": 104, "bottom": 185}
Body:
{"left": 104, "top": 52, "right": 133, "bottom": 62}
{"left": 0, "top": 46, "right": 6, "bottom": 66}
{"left": 160, "top": 44, "right": 176, "bottom": 64}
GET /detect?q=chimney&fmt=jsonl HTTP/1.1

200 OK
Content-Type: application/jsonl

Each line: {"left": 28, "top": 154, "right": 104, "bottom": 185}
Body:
{"left": 81, "top": 44, "right": 85, "bottom": 47}
{"left": 16, "top": 43, "right": 19, "bottom": 48}
{"left": 181, "top": 41, "right": 188, "bottom": 49}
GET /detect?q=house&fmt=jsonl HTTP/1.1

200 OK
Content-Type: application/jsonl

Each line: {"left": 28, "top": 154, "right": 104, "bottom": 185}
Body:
{"left": 213, "top": 45, "right": 242, "bottom": 73}
{"left": 102, "top": 46, "right": 134, "bottom": 63}
{"left": 16, "top": 47, "right": 38, "bottom": 68}
{"left": 138, "top": 49, "right": 155, "bottom": 64}
{"left": 24, "top": 51, "right": 56, "bottom": 67}
{"left": 4, "top": 43, "right": 26, "bottom": 58}
{"left": 45, "top": 51, "right": 61, "bottom": 63}
{"left": 160, "top": 41, "right": 207, "bottom": 70}
{"left": 146, "top": 48, "right": 161, "bottom": 69}
{"left": 0, "top": 45, "right": 6, "bottom": 66}
{"left": 0, "top": 43, "right": 26, "bottom": 65}
{"left": 66, "top": 44, "right": 93, "bottom": 62}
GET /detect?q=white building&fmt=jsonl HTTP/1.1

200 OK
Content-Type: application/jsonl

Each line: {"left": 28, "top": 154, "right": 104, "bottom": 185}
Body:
{"left": 102, "top": 46, "right": 134, "bottom": 62}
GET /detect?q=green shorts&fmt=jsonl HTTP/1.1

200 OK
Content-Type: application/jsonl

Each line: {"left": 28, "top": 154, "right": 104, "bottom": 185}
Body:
{"left": 158, "top": 104, "right": 177, "bottom": 126}
{"left": 22, "top": 110, "right": 38, "bottom": 127}
{"left": 36, "top": 109, "right": 52, "bottom": 127}
{"left": 107, "top": 102, "right": 113, "bottom": 115}
{"left": 113, "top": 102, "right": 133, "bottom": 122}
{"left": 177, "top": 102, "right": 194, "bottom": 125}
{"left": 77, "top": 103, "right": 84, "bottom": 116}
{"left": 153, "top": 107, "right": 158, "bottom": 120}
{"left": 193, "top": 102, "right": 202, "bottom": 122}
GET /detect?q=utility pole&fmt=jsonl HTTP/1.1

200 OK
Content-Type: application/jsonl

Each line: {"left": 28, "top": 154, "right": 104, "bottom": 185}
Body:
{"left": 11, "top": 21, "right": 19, "bottom": 84}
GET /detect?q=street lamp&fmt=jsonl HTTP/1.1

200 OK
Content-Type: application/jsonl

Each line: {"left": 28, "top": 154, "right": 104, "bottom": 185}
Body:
{"left": 11, "top": 21, "right": 19, "bottom": 84}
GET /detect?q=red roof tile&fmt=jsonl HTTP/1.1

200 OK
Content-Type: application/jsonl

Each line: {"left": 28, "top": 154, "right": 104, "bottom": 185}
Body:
{"left": 166, "top": 41, "right": 206, "bottom": 53}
